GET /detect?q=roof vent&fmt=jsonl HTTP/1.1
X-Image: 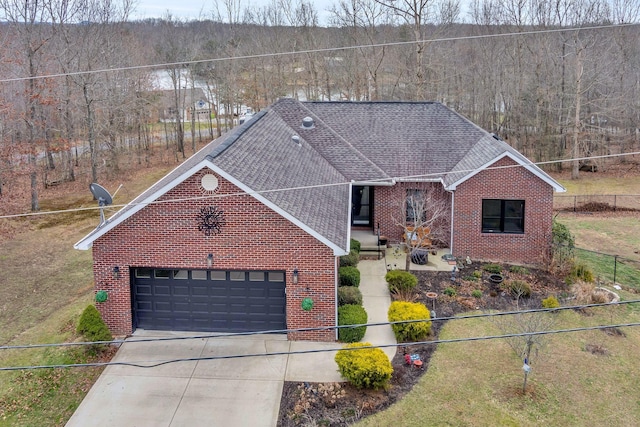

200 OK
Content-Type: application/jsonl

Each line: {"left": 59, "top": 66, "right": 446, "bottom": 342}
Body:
{"left": 292, "top": 135, "right": 301, "bottom": 146}
{"left": 301, "top": 116, "right": 315, "bottom": 129}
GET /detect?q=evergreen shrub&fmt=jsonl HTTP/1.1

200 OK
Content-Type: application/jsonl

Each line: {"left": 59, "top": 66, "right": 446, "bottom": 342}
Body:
{"left": 337, "top": 286, "right": 363, "bottom": 306}
{"left": 339, "top": 266, "right": 361, "bottom": 287}
{"left": 334, "top": 342, "right": 393, "bottom": 389}
{"left": 388, "top": 301, "right": 431, "bottom": 342}
{"left": 338, "top": 304, "right": 368, "bottom": 342}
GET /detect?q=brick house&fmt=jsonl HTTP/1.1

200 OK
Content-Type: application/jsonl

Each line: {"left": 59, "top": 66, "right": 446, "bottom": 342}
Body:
{"left": 75, "top": 98, "right": 564, "bottom": 340}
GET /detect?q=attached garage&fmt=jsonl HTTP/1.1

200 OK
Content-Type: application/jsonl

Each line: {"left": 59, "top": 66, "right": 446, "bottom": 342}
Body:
{"left": 132, "top": 268, "right": 286, "bottom": 333}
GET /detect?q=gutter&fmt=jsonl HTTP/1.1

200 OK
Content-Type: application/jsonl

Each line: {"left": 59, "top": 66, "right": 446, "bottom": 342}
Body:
{"left": 446, "top": 188, "right": 455, "bottom": 255}
{"left": 351, "top": 179, "right": 396, "bottom": 186}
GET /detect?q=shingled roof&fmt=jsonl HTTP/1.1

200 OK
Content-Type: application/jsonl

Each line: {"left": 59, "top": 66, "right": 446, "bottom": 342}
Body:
{"left": 75, "top": 98, "right": 564, "bottom": 252}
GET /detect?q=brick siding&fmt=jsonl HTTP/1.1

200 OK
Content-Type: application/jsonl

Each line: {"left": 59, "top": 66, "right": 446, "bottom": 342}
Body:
{"left": 92, "top": 168, "right": 336, "bottom": 341}
{"left": 371, "top": 159, "right": 554, "bottom": 265}
{"left": 452, "top": 157, "right": 554, "bottom": 264}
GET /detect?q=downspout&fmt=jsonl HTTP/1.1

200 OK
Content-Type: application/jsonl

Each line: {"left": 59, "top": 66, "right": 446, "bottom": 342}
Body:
{"left": 446, "top": 189, "right": 455, "bottom": 255}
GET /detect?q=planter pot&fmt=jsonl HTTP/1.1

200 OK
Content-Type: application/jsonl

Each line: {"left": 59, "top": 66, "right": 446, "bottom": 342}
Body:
{"left": 411, "top": 248, "right": 429, "bottom": 265}
{"left": 378, "top": 236, "right": 388, "bottom": 247}
{"left": 488, "top": 274, "right": 504, "bottom": 284}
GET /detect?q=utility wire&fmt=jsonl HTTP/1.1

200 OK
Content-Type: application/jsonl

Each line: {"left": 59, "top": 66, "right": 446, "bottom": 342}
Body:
{"left": 2, "top": 321, "right": 639, "bottom": 371}
{"left": 0, "top": 22, "right": 637, "bottom": 84}
{"left": 1, "top": 299, "right": 637, "bottom": 351}
{"left": 1, "top": 150, "right": 639, "bottom": 221}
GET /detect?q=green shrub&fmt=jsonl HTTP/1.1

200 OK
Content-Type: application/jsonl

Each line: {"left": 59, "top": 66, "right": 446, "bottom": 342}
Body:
{"left": 472, "top": 270, "right": 483, "bottom": 279}
{"left": 444, "top": 287, "right": 457, "bottom": 297}
{"left": 385, "top": 270, "right": 418, "bottom": 293}
{"left": 77, "top": 305, "right": 113, "bottom": 342}
{"left": 338, "top": 304, "right": 368, "bottom": 342}
{"left": 509, "top": 265, "right": 530, "bottom": 275}
{"left": 542, "top": 295, "right": 560, "bottom": 309}
{"left": 464, "top": 275, "right": 479, "bottom": 282}
{"left": 340, "top": 250, "right": 359, "bottom": 267}
{"left": 339, "top": 266, "right": 361, "bottom": 287}
{"left": 338, "top": 286, "right": 363, "bottom": 306}
{"left": 471, "top": 289, "right": 483, "bottom": 299}
{"left": 508, "top": 280, "right": 532, "bottom": 298}
{"left": 334, "top": 342, "right": 393, "bottom": 389}
{"left": 482, "top": 263, "right": 502, "bottom": 274}
{"left": 350, "top": 239, "right": 361, "bottom": 254}
{"left": 388, "top": 301, "right": 431, "bottom": 342}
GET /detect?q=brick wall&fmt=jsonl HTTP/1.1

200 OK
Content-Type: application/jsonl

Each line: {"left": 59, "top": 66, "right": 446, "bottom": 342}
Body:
{"left": 452, "top": 157, "right": 554, "bottom": 264}
{"left": 370, "top": 159, "right": 554, "bottom": 266}
{"left": 92, "top": 168, "right": 336, "bottom": 341}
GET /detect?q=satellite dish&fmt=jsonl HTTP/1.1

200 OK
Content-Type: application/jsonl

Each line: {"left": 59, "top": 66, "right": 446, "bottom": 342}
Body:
{"left": 89, "top": 183, "right": 113, "bottom": 227}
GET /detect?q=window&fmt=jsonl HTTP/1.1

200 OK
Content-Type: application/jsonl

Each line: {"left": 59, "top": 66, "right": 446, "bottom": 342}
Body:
{"left": 406, "top": 189, "right": 425, "bottom": 222}
{"left": 482, "top": 199, "right": 525, "bottom": 233}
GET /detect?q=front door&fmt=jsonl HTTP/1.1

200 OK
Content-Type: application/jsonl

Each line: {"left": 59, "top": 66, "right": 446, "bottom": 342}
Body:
{"left": 351, "top": 186, "right": 373, "bottom": 227}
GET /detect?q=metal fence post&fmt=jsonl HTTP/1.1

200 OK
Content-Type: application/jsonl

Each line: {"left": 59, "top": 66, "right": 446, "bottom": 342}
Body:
{"left": 614, "top": 255, "right": 618, "bottom": 285}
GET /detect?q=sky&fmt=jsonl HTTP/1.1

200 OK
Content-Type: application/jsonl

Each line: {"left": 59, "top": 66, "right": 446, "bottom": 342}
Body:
{"left": 132, "top": 0, "right": 336, "bottom": 25}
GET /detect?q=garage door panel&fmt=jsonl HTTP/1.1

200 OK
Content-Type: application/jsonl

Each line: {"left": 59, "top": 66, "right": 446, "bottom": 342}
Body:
{"left": 133, "top": 269, "right": 286, "bottom": 333}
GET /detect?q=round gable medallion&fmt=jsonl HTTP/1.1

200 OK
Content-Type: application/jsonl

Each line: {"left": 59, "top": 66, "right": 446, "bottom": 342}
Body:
{"left": 201, "top": 174, "right": 219, "bottom": 193}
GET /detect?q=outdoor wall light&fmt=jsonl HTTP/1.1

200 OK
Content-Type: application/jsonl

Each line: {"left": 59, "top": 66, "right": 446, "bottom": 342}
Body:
{"left": 292, "top": 268, "right": 299, "bottom": 285}
{"left": 207, "top": 253, "right": 214, "bottom": 268}
{"left": 113, "top": 266, "right": 120, "bottom": 279}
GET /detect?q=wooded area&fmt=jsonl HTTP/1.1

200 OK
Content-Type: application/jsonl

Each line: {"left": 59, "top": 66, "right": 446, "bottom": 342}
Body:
{"left": 0, "top": 0, "right": 639, "bottom": 214}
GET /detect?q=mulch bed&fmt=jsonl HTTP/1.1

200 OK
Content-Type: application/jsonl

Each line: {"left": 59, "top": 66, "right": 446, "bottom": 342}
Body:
{"left": 277, "top": 261, "right": 568, "bottom": 426}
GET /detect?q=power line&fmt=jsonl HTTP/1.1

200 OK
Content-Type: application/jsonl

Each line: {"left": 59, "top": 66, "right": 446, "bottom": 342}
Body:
{"left": 1, "top": 299, "right": 637, "bottom": 352}
{"left": 0, "top": 22, "right": 636, "bottom": 84}
{"left": 1, "top": 321, "right": 638, "bottom": 371}
{"left": 1, "top": 150, "right": 639, "bottom": 221}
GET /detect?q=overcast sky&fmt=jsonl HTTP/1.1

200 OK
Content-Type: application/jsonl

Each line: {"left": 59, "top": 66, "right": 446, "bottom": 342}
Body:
{"left": 132, "top": 0, "right": 336, "bottom": 25}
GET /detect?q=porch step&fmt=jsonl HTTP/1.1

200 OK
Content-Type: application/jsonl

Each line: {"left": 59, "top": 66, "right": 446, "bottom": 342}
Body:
{"left": 359, "top": 245, "right": 385, "bottom": 260}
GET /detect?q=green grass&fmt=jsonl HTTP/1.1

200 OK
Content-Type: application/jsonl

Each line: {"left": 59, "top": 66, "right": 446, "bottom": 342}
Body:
{"left": 358, "top": 301, "right": 640, "bottom": 426}
{"left": 574, "top": 249, "right": 640, "bottom": 289}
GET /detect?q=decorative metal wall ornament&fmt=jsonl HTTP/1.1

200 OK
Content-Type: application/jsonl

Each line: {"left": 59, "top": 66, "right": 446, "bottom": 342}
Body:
{"left": 196, "top": 206, "right": 226, "bottom": 236}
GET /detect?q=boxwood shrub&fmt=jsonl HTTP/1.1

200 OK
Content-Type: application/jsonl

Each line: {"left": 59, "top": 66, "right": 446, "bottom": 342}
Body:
{"left": 384, "top": 270, "right": 418, "bottom": 293}
{"left": 388, "top": 301, "right": 431, "bottom": 342}
{"left": 350, "top": 238, "right": 361, "bottom": 254}
{"left": 338, "top": 304, "right": 368, "bottom": 342}
{"left": 334, "top": 342, "right": 393, "bottom": 389}
{"left": 77, "top": 305, "right": 113, "bottom": 342}
{"left": 339, "top": 266, "right": 361, "bottom": 287}
{"left": 338, "top": 286, "right": 363, "bottom": 306}
{"left": 339, "top": 250, "right": 359, "bottom": 267}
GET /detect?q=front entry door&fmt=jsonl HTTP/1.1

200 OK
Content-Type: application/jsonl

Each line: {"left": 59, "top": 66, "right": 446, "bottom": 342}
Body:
{"left": 351, "top": 186, "right": 372, "bottom": 227}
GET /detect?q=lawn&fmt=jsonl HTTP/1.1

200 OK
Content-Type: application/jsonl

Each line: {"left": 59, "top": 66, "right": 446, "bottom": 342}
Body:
{"left": 359, "top": 300, "right": 640, "bottom": 426}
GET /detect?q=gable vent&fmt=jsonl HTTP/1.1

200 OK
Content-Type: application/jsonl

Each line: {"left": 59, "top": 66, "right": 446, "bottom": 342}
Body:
{"left": 301, "top": 116, "right": 315, "bottom": 129}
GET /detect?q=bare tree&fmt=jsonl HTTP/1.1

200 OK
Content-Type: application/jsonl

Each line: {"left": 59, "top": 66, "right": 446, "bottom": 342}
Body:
{"left": 390, "top": 183, "right": 451, "bottom": 270}
{"left": 492, "top": 308, "right": 557, "bottom": 393}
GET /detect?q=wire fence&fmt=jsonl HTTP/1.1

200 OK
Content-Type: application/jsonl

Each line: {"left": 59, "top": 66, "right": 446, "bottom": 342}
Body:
{"left": 554, "top": 194, "right": 640, "bottom": 211}
{"left": 572, "top": 246, "right": 640, "bottom": 289}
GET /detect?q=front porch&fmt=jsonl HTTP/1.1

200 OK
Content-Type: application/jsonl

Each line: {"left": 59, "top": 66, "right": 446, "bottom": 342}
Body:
{"left": 350, "top": 229, "right": 453, "bottom": 272}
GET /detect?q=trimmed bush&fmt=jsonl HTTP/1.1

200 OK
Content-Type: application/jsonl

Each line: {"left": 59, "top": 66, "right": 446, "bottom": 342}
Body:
{"left": 339, "top": 266, "right": 361, "bottom": 287}
{"left": 570, "top": 263, "right": 594, "bottom": 283}
{"left": 472, "top": 270, "right": 483, "bottom": 279}
{"left": 509, "top": 265, "right": 529, "bottom": 275}
{"left": 385, "top": 270, "right": 418, "bottom": 293}
{"left": 334, "top": 342, "right": 393, "bottom": 389}
{"left": 388, "top": 301, "right": 431, "bottom": 342}
{"left": 508, "top": 280, "right": 532, "bottom": 298}
{"left": 340, "top": 250, "right": 359, "bottom": 267}
{"left": 338, "top": 304, "right": 368, "bottom": 342}
{"left": 471, "top": 289, "right": 483, "bottom": 299}
{"left": 444, "top": 286, "right": 457, "bottom": 297}
{"left": 482, "top": 263, "right": 502, "bottom": 274}
{"left": 350, "top": 238, "right": 361, "bottom": 254}
{"left": 338, "top": 286, "right": 363, "bottom": 306}
{"left": 77, "top": 305, "right": 113, "bottom": 342}
{"left": 542, "top": 295, "right": 560, "bottom": 309}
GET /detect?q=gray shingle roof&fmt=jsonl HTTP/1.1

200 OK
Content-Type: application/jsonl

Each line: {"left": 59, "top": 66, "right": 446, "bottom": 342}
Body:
{"left": 75, "top": 98, "right": 563, "bottom": 252}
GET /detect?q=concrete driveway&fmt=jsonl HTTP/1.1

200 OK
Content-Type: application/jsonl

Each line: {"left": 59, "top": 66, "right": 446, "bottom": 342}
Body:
{"left": 66, "top": 332, "right": 344, "bottom": 427}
